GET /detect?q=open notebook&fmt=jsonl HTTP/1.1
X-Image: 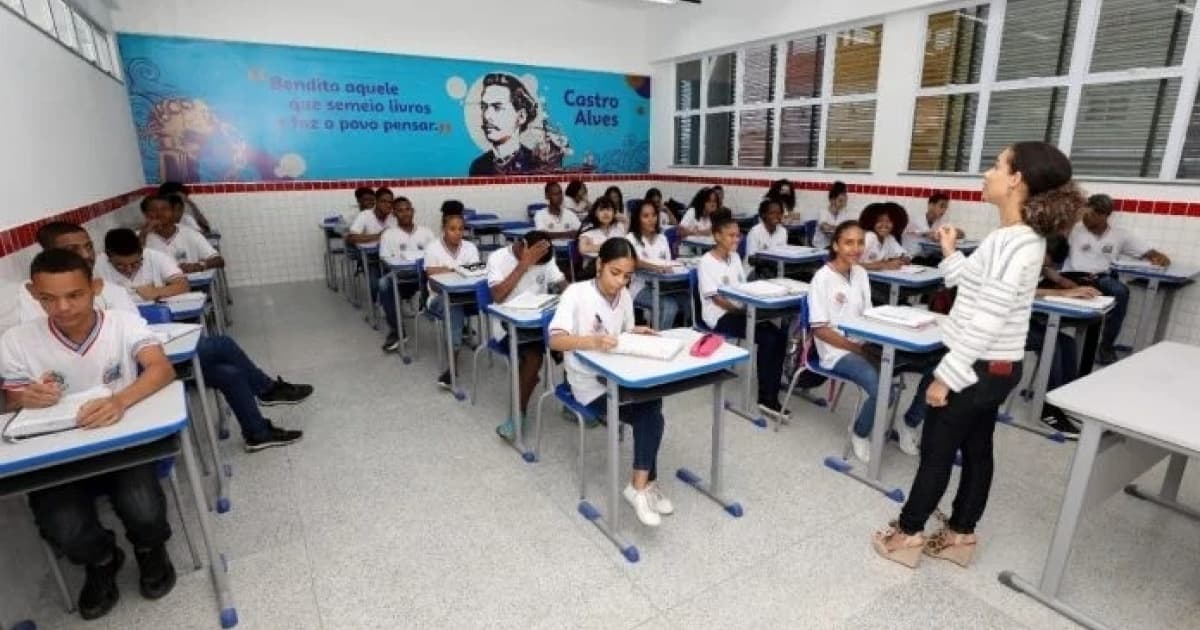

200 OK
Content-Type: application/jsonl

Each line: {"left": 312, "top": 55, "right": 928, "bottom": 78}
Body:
{"left": 2, "top": 386, "right": 111, "bottom": 442}
{"left": 863, "top": 305, "right": 938, "bottom": 329}
{"left": 1043, "top": 295, "right": 1115, "bottom": 310}
{"left": 161, "top": 291, "right": 207, "bottom": 304}
{"left": 610, "top": 333, "right": 684, "bottom": 361}
{"left": 504, "top": 293, "right": 558, "bottom": 311}
{"left": 735, "top": 280, "right": 790, "bottom": 298}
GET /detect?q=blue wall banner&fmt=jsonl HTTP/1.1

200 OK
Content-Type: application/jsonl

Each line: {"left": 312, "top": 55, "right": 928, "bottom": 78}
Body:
{"left": 117, "top": 35, "right": 651, "bottom": 183}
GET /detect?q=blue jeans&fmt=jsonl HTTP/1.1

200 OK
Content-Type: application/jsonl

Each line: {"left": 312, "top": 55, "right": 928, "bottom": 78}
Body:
{"left": 634, "top": 287, "right": 685, "bottom": 330}
{"left": 197, "top": 335, "right": 273, "bottom": 441}
{"left": 583, "top": 394, "right": 665, "bottom": 481}
{"left": 428, "top": 295, "right": 467, "bottom": 348}
{"left": 831, "top": 351, "right": 937, "bottom": 438}
{"left": 378, "top": 275, "right": 419, "bottom": 336}
{"left": 1091, "top": 275, "right": 1128, "bottom": 350}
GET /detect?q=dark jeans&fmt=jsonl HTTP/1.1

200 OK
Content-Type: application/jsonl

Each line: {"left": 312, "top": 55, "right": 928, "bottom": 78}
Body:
{"left": 898, "top": 361, "right": 1022, "bottom": 535}
{"left": 29, "top": 463, "right": 171, "bottom": 566}
{"left": 197, "top": 335, "right": 273, "bottom": 441}
{"left": 713, "top": 312, "right": 785, "bottom": 403}
{"left": 584, "top": 395, "right": 665, "bottom": 482}
{"left": 1063, "top": 272, "right": 1129, "bottom": 350}
{"left": 378, "top": 275, "right": 420, "bottom": 336}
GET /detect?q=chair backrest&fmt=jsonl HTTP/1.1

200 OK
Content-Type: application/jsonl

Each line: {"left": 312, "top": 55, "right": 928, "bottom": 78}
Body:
{"left": 626, "top": 199, "right": 642, "bottom": 215}
{"left": 664, "top": 226, "right": 680, "bottom": 258}
{"left": 462, "top": 208, "right": 478, "bottom": 218}
{"left": 737, "top": 232, "right": 747, "bottom": 259}
{"left": 527, "top": 203, "right": 547, "bottom": 221}
{"left": 687, "top": 267, "right": 708, "bottom": 332}
{"left": 802, "top": 220, "right": 817, "bottom": 246}
{"left": 138, "top": 303, "right": 173, "bottom": 324}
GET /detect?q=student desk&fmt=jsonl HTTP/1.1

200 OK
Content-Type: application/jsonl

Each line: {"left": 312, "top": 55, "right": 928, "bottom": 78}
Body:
{"left": 385, "top": 258, "right": 422, "bottom": 364}
{"left": 427, "top": 272, "right": 486, "bottom": 402}
{"left": 732, "top": 212, "right": 758, "bottom": 231}
{"left": 486, "top": 303, "right": 555, "bottom": 463}
{"left": 917, "top": 239, "right": 980, "bottom": 256}
{"left": 751, "top": 246, "right": 826, "bottom": 279}
{"left": 635, "top": 266, "right": 690, "bottom": 329}
{"left": 319, "top": 221, "right": 347, "bottom": 291}
{"left": 163, "top": 293, "right": 217, "bottom": 340}
{"left": 829, "top": 315, "right": 944, "bottom": 501}
{"left": 0, "top": 382, "right": 238, "bottom": 629}
{"left": 1110, "top": 261, "right": 1200, "bottom": 351}
{"left": 867, "top": 266, "right": 945, "bottom": 305}
{"left": 1000, "top": 342, "right": 1200, "bottom": 630}
{"left": 351, "top": 243, "right": 382, "bottom": 328}
{"left": 681, "top": 235, "right": 716, "bottom": 255}
{"left": 716, "top": 285, "right": 807, "bottom": 428}
{"left": 576, "top": 328, "right": 750, "bottom": 562}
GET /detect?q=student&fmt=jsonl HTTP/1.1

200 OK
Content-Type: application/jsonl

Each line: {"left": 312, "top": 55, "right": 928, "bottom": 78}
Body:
{"left": 424, "top": 202, "right": 481, "bottom": 388}
{"left": 487, "top": 230, "right": 568, "bottom": 440}
{"left": 679, "top": 187, "right": 718, "bottom": 238}
{"left": 165, "top": 194, "right": 204, "bottom": 234}
{"left": 139, "top": 194, "right": 224, "bottom": 272}
{"left": 644, "top": 187, "right": 677, "bottom": 227}
{"left": 603, "top": 186, "right": 627, "bottom": 225}
{"left": 1062, "top": 193, "right": 1171, "bottom": 364}
{"left": 808, "top": 220, "right": 938, "bottom": 462}
{"left": 744, "top": 197, "right": 789, "bottom": 261}
{"left": 549, "top": 238, "right": 672, "bottom": 526}
{"left": 578, "top": 197, "right": 624, "bottom": 256}
{"left": 859, "top": 202, "right": 911, "bottom": 271}
{"left": 626, "top": 199, "right": 687, "bottom": 330}
{"left": 346, "top": 187, "right": 398, "bottom": 247}
{"left": 766, "top": 179, "right": 797, "bottom": 215}
{"left": 904, "top": 192, "right": 964, "bottom": 260}
{"left": 533, "top": 182, "right": 581, "bottom": 239}
{"left": 4, "top": 249, "right": 178, "bottom": 620}
{"left": 563, "top": 180, "right": 589, "bottom": 217}
{"left": 95, "top": 228, "right": 188, "bottom": 303}
{"left": 378, "top": 197, "right": 435, "bottom": 352}
{"left": 18, "top": 223, "right": 137, "bottom": 320}
{"left": 353, "top": 186, "right": 376, "bottom": 212}
{"left": 712, "top": 185, "right": 732, "bottom": 213}
{"left": 158, "top": 181, "right": 212, "bottom": 234}
{"left": 698, "top": 212, "right": 789, "bottom": 417}
{"left": 813, "top": 181, "right": 849, "bottom": 249}
{"left": 875, "top": 141, "right": 1083, "bottom": 568}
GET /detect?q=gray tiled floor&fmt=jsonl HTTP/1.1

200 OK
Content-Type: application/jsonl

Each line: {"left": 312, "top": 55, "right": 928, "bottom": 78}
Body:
{"left": 5, "top": 280, "right": 1199, "bottom": 629}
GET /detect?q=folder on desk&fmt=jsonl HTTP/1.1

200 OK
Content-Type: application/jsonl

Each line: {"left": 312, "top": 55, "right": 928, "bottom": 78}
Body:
{"left": 1043, "top": 295, "right": 1116, "bottom": 310}
{"left": 863, "top": 306, "right": 938, "bottom": 329}
{"left": 735, "top": 281, "right": 790, "bottom": 298}
{"left": 2, "top": 386, "right": 112, "bottom": 442}
{"left": 611, "top": 333, "right": 684, "bottom": 361}
{"left": 161, "top": 291, "right": 207, "bottom": 304}
{"left": 152, "top": 323, "right": 201, "bottom": 345}
{"left": 766, "top": 278, "right": 809, "bottom": 294}
{"left": 505, "top": 293, "right": 558, "bottom": 311}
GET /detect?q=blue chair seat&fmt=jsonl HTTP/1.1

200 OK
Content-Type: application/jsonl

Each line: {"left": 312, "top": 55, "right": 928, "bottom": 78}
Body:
{"left": 554, "top": 383, "right": 600, "bottom": 423}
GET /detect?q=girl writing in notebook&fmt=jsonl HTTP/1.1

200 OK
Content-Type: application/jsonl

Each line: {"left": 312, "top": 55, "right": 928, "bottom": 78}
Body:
{"left": 858, "top": 202, "right": 911, "bottom": 271}
{"left": 548, "top": 238, "right": 673, "bottom": 527}
{"left": 808, "top": 220, "right": 940, "bottom": 464}
{"left": 626, "top": 199, "right": 688, "bottom": 330}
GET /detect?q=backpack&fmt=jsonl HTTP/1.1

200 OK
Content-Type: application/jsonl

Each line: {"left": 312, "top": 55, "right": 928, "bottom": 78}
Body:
{"left": 783, "top": 312, "right": 828, "bottom": 390}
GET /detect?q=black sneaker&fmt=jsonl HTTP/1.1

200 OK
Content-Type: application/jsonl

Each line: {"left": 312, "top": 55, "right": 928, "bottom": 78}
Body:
{"left": 757, "top": 398, "right": 792, "bottom": 419}
{"left": 78, "top": 546, "right": 124, "bottom": 620}
{"left": 382, "top": 333, "right": 401, "bottom": 353}
{"left": 134, "top": 545, "right": 176, "bottom": 600}
{"left": 436, "top": 370, "right": 452, "bottom": 390}
{"left": 257, "top": 377, "right": 314, "bottom": 406}
{"left": 1039, "top": 412, "right": 1080, "bottom": 440}
{"left": 244, "top": 423, "right": 304, "bottom": 452}
{"left": 1097, "top": 346, "right": 1118, "bottom": 365}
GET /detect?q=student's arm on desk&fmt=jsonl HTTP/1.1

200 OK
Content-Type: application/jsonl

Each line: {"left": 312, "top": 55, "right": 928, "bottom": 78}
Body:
{"left": 77, "top": 345, "right": 174, "bottom": 429}
{"left": 1142, "top": 249, "right": 1171, "bottom": 267}
{"left": 135, "top": 275, "right": 189, "bottom": 301}
{"left": 179, "top": 256, "right": 224, "bottom": 273}
{"left": 549, "top": 330, "right": 617, "bottom": 352}
{"left": 1036, "top": 285, "right": 1100, "bottom": 299}
{"left": 4, "top": 374, "right": 63, "bottom": 410}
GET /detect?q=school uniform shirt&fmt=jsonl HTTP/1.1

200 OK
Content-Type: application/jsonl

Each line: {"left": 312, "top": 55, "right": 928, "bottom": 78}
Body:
{"left": 18, "top": 280, "right": 139, "bottom": 323}
{"left": 812, "top": 208, "right": 846, "bottom": 249}
{"left": 348, "top": 209, "right": 398, "bottom": 237}
{"left": 863, "top": 232, "right": 907, "bottom": 264}
{"left": 549, "top": 281, "right": 635, "bottom": 405}
{"left": 485, "top": 245, "right": 566, "bottom": 340}
{"left": 903, "top": 211, "right": 945, "bottom": 257}
{"left": 1062, "top": 223, "right": 1150, "bottom": 274}
{"left": 1, "top": 309, "right": 159, "bottom": 394}
{"left": 423, "top": 237, "right": 481, "bottom": 307}
{"left": 679, "top": 208, "right": 711, "bottom": 234}
{"left": 807, "top": 263, "right": 872, "bottom": 370}
{"left": 745, "top": 223, "right": 788, "bottom": 260}
{"left": 580, "top": 225, "right": 624, "bottom": 247}
{"left": 625, "top": 232, "right": 673, "bottom": 298}
{"left": 94, "top": 250, "right": 185, "bottom": 303}
{"left": 563, "top": 197, "right": 589, "bottom": 218}
{"left": 379, "top": 225, "right": 435, "bottom": 264}
{"left": 936, "top": 224, "right": 1045, "bottom": 392}
{"left": 533, "top": 208, "right": 581, "bottom": 233}
{"left": 697, "top": 250, "right": 746, "bottom": 329}
{"left": 144, "top": 226, "right": 218, "bottom": 265}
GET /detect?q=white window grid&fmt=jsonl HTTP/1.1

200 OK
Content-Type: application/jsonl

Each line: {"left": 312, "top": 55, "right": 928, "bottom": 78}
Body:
{"left": 673, "top": 20, "right": 883, "bottom": 171}
{"left": 908, "top": 0, "right": 1200, "bottom": 180}
{"left": 1, "top": 0, "right": 123, "bottom": 83}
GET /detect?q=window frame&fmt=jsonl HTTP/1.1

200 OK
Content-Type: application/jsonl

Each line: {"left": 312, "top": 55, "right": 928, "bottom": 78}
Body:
{"left": 1, "top": 0, "right": 124, "bottom": 83}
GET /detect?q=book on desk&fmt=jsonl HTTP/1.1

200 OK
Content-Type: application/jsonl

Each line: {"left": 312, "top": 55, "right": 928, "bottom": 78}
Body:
{"left": 455, "top": 262, "right": 488, "bottom": 278}
{"left": 1042, "top": 295, "right": 1115, "bottom": 310}
{"left": 2, "top": 386, "right": 111, "bottom": 442}
{"left": 735, "top": 279, "right": 808, "bottom": 298}
{"left": 504, "top": 293, "right": 558, "bottom": 311}
{"left": 862, "top": 305, "right": 938, "bottom": 329}
{"left": 610, "top": 333, "right": 684, "bottom": 361}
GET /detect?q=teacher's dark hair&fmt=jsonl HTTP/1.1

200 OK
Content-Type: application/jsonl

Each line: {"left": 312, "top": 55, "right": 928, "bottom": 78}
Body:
{"left": 597, "top": 234, "right": 638, "bottom": 265}
{"left": 482, "top": 73, "right": 538, "bottom": 132}
{"left": 1008, "top": 141, "right": 1086, "bottom": 237}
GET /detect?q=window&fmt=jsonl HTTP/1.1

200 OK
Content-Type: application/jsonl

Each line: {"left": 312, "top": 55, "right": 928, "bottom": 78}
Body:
{"left": 72, "top": 10, "right": 95, "bottom": 61}
{"left": 1179, "top": 94, "right": 1200, "bottom": 179}
{"left": 1090, "top": 0, "right": 1191, "bottom": 73}
{"left": 1072, "top": 78, "right": 1180, "bottom": 177}
{"left": 672, "top": 21, "right": 883, "bottom": 169}
{"left": 49, "top": 0, "right": 76, "bottom": 47}
{"left": 1, "top": 0, "right": 123, "bottom": 81}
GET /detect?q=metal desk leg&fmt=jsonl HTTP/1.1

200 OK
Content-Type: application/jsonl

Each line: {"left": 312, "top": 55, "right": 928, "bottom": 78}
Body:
{"left": 360, "top": 251, "right": 376, "bottom": 327}
{"left": 888, "top": 283, "right": 900, "bottom": 306}
{"left": 179, "top": 427, "right": 238, "bottom": 629}
{"left": 727, "top": 305, "right": 767, "bottom": 427}
{"left": 677, "top": 380, "right": 744, "bottom": 516}
{"left": 1152, "top": 283, "right": 1177, "bottom": 346}
{"left": 1124, "top": 454, "right": 1200, "bottom": 521}
{"left": 999, "top": 313, "right": 1068, "bottom": 442}
{"left": 443, "top": 287, "right": 465, "bottom": 401}
{"left": 390, "top": 273, "right": 412, "bottom": 365}
{"left": 1132, "top": 278, "right": 1161, "bottom": 352}
{"left": 651, "top": 277, "right": 661, "bottom": 331}
{"left": 999, "top": 420, "right": 1110, "bottom": 630}
{"left": 505, "top": 320, "right": 534, "bottom": 462}
{"left": 192, "top": 353, "right": 231, "bottom": 514}
{"left": 825, "top": 343, "right": 905, "bottom": 502}
{"left": 577, "top": 379, "right": 639, "bottom": 562}
{"left": 777, "top": 260, "right": 785, "bottom": 279}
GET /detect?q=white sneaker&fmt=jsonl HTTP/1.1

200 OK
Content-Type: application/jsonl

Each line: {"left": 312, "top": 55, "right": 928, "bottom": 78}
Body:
{"left": 623, "top": 484, "right": 662, "bottom": 527}
{"left": 849, "top": 429, "right": 871, "bottom": 464}
{"left": 645, "top": 482, "right": 674, "bottom": 515}
{"left": 895, "top": 421, "right": 921, "bottom": 456}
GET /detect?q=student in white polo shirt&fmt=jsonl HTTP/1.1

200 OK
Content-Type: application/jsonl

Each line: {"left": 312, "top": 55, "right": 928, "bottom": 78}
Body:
{"left": 138, "top": 194, "right": 224, "bottom": 273}
{"left": 626, "top": 199, "right": 687, "bottom": 330}
{"left": 378, "top": 196, "right": 435, "bottom": 351}
{"left": 745, "top": 197, "right": 789, "bottom": 273}
{"left": 904, "top": 192, "right": 964, "bottom": 262}
{"left": 18, "top": 223, "right": 138, "bottom": 321}
{"left": 486, "top": 230, "right": 567, "bottom": 440}
{"left": 548, "top": 238, "right": 672, "bottom": 527}
{"left": 678, "top": 187, "right": 718, "bottom": 238}
{"left": 1063, "top": 193, "right": 1171, "bottom": 364}
{"left": 4, "top": 249, "right": 177, "bottom": 620}
{"left": 95, "top": 228, "right": 188, "bottom": 304}
{"left": 422, "top": 202, "right": 481, "bottom": 388}
{"left": 344, "top": 187, "right": 399, "bottom": 313}
{"left": 533, "top": 182, "right": 581, "bottom": 239}
{"left": 697, "top": 212, "right": 788, "bottom": 417}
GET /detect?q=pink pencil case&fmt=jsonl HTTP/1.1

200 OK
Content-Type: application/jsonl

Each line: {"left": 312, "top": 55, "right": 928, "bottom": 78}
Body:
{"left": 690, "top": 333, "right": 723, "bottom": 357}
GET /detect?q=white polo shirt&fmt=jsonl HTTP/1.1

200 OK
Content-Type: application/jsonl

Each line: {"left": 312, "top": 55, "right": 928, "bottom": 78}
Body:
{"left": 807, "top": 263, "right": 872, "bottom": 370}
{"left": 1062, "top": 223, "right": 1150, "bottom": 274}
{"left": 485, "top": 245, "right": 566, "bottom": 340}
{"left": 580, "top": 224, "right": 624, "bottom": 247}
{"left": 1, "top": 309, "right": 159, "bottom": 394}
{"left": 145, "top": 226, "right": 218, "bottom": 264}
{"left": 94, "top": 250, "right": 185, "bottom": 302}
{"left": 533, "top": 208, "right": 580, "bottom": 233}
{"left": 745, "top": 222, "right": 788, "bottom": 260}
{"left": 625, "top": 232, "right": 673, "bottom": 297}
{"left": 424, "top": 237, "right": 480, "bottom": 271}
{"left": 679, "top": 208, "right": 711, "bottom": 234}
{"left": 549, "top": 281, "right": 635, "bottom": 405}
{"left": 379, "top": 225, "right": 435, "bottom": 264}
{"left": 812, "top": 208, "right": 848, "bottom": 249}
{"left": 863, "top": 232, "right": 908, "bottom": 263}
{"left": 697, "top": 249, "right": 746, "bottom": 328}
{"left": 349, "top": 209, "right": 398, "bottom": 236}
{"left": 903, "top": 211, "right": 945, "bottom": 257}
{"left": 18, "top": 281, "right": 139, "bottom": 323}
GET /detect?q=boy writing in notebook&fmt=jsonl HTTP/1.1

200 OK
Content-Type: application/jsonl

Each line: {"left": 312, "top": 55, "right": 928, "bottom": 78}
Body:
{"left": 139, "top": 194, "right": 224, "bottom": 273}
{"left": 3, "top": 249, "right": 177, "bottom": 620}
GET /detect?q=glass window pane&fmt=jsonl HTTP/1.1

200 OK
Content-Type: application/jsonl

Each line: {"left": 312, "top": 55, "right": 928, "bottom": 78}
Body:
{"left": 72, "top": 11, "right": 96, "bottom": 61}
{"left": 921, "top": 5, "right": 989, "bottom": 88}
{"left": 825, "top": 101, "right": 875, "bottom": 169}
{"left": 674, "top": 115, "right": 700, "bottom": 165}
{"left": 1091, "top": 0, "right": 1193, "bottom": 73}
{"left": 737, "top": 109, "right": 775, "bottom": 167}
{"left": 996, "top": 0, "right": 1079, "bottom": 81}
{"left": 981, "top": 87, "right": 1067, "bottom": 166}
{"left": 783, "top": 34, "right": 825, "bottom": 99}
{"left": 832, "top": 25, "right": 882, "bottom": 96}
{"left": 779, "top": 105, "right": 821, "bottom": 168}
{"left": 742, "top": 45, "right": 776, "bottom": 105}
{"left": 49, "top": 0, "right": 75, "bottom": 47}
{"left": 706, "top": 52, "right": 736, "bottom": 107}
{"left": 94, "top": 29, "right": 112, "bottom": 72}
{"left": 1178, "top": 92, "right": 1200, "bottom": 179}
{"left": 1072, "top": 78, "right": 1181, "bottom": 177}
{"left": 22, "top": 0, "right": 55, "bottom": 33}
{"left": 676, "top": 60, "right": 701, "bottom": 110}
{"left": 908, "top": 94, "right": 979, "bottom": 172}
{"left": 703, "top": 112, "right": 734, "bottom": 166}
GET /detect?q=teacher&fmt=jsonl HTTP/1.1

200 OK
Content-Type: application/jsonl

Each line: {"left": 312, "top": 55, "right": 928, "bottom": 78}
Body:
{"left": 873, "top": 141, "right": 1085, "bottom": 568}
{"left": 469, "top": 73, "right": 543, "bottom": 176}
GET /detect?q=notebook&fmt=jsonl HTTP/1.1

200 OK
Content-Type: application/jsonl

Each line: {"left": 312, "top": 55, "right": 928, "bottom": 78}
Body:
{"left": 735, "top": 280, "right": 790, "bottom": 298}
{"left": 2, "top": 386, "right": 111, "bottom": 442}
{"left": 896, "top": 265, "right": 931, "bottom": 275}
{"left": 862, "top": 305, "right": 938, "bottom": 329}
{"left": 161, "top": 291, "right": 207, "bottom": 304}
{"left": 1043, "top": 295, "right": 1116, "bottom": 310}
{"left": 504, "top": 293, "right": 558, "bottom": 311}
{"left": 610, "top": 333, "right": 684, "bottom": 361}
{"left": 455, "top": 262, "right": 488, "bottom": 278}
{"left": 1112, "top": 258, "right": 1164, "bottom": 270}
{"left": 769, "top": 244, "right": 821, "bottom": 257}
{"left": 766, "top": 278, "right": 809, "bottom": 294}
{"left": 151, "top": 323, "right": 201, "bottom": 345}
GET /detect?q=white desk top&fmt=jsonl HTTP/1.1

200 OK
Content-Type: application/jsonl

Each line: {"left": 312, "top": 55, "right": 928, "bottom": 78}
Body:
{"left": 576, "top": 328, "right": 751, "bottom": 389}
{"left": 0, "top": 381, "right": 188, "bottom": 477}
{"left": 467, "top": 218, "right": 515, "bottom": 229}
{"left": 1047, "top": 342, "right": 1200, "bottom": 456}
{"left": 385, "top": 258, "right": 423, "bottom": 270}
{"left": 1111, "top": 260, "right": 1200, "bottom": 283}
{"left": 868, "top": 266, "right": 946, "bottom": 288}
{"left": 838, "top": 314, "right": 945, "bottom": 352}
{"left": 683, "top": 236, "right": 716, "bottom": 248}
{"left": 752, "top": 246, "right": 827, "bottom": 263}
{"left": 637, "top": 266, "right": 690, "bottom": 281}
{"left": 165, "top": 293, "right": 208, "bottom": 319}
{"left": 1032, "top": 297, "right": 1112, "bottom": 319}
{"left": 428, "top": 271, "right": 486, "bottom": 292}
{"left": 187, "top": 270, "right": 215, "bottom": 285}
{"left": 718, "top": 285, "right": 807, "bottom": 309}
{"left": 486, "top": 303, "right": 554, "bottom": 327}
{"left": 150, "top": 323, "right": 202, "bottom": 363}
